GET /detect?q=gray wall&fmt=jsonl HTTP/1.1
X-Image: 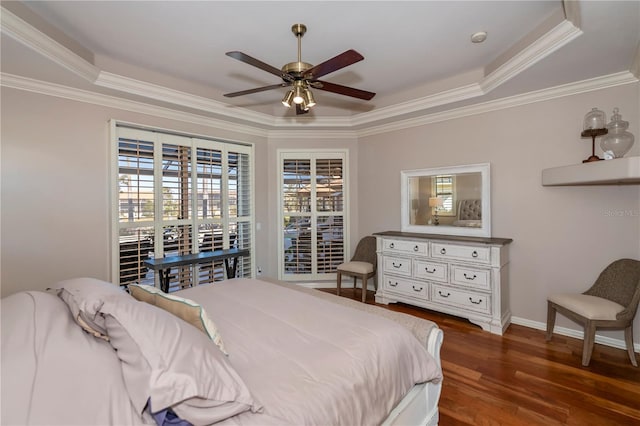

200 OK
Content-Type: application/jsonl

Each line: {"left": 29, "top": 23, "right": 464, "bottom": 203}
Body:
{"left": 2, "top": 81, "right": 639, "bottom": 347}
{"left": 357, "top": 82, "right": 640, "bottom": 343}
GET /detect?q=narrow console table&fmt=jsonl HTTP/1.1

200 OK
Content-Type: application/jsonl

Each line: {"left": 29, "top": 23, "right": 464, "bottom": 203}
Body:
{"left": 374, "top": 231, "right": 513, "bottom": 335}
{"left": 144, "top": 248, "right": 249, "bottom": 292}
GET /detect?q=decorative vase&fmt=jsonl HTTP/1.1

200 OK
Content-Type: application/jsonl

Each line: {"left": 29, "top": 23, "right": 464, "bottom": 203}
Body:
{"left": 600, "top": 108, "right": 635, "bottom": 158}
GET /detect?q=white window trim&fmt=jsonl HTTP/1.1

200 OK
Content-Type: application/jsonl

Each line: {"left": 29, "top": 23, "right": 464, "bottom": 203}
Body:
{"left": 109, "top": 120, "right": 255, "bottom": 286}
{"left": 277, "top": 149, "right": 350, "bottom": 282}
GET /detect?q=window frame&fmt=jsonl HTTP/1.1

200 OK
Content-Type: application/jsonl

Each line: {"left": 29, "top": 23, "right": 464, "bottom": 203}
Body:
{"left": 277, "top": 149, "right": 350, "bottom": 282}
{"left": 110, "top": 120, "right": 255, "bottom": 288}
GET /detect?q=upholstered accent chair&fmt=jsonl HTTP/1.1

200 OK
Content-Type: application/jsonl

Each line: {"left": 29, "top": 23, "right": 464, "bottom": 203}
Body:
{"left": 546, "top": 258, "right": 640, "bottom": 367}
{"left": 337, "top": 236, "right": 377, "bottom": 303}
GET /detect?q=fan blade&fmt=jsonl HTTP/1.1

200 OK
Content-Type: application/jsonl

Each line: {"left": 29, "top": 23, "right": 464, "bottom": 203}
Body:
{"left": 311, "top": 80, "right": 376, "bottom": 100}
{"left": 224, "top": 83, "right": 290, "bottom": 98}
{"left": 296, "top": 104, "right": 310, "bottom": 115}
{"left": 226, "top": 51, "right": 294, "bottom": 81}
{"left": 302, "top": 49, "right": 364, "bottom": 79}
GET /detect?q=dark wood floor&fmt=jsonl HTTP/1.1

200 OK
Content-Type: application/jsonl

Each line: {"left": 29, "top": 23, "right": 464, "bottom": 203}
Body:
{"left": 318, "top": 288, "right": 640, "bottom": 426}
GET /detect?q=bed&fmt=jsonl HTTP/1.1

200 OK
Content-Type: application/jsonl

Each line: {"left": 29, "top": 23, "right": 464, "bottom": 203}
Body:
{"left": 1, "top": 277, "right": 443, "bottom": 425}
{"left": 452, "top": 199, "right": 482, "bottom": 228}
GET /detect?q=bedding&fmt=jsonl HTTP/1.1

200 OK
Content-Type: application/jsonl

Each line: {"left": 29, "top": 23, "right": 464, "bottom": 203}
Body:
{"left": 0, "top": 291, "right": 150, "bottom": 425}
{"left": 129, "top": 283, "right": 228, "bottom": 354}
{"left": 175, "top": 278, "right": 442, "bottom": 425}
{"left": 1, "top": 277, "right": 442, "bottom": 426}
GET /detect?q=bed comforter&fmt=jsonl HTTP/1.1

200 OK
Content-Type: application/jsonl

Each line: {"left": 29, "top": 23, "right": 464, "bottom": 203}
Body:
{"left": 178, "top": 279, "right": 442, "bottom": 426}
{"left": 1, "top": 278, "right": 441, "bottom": 426}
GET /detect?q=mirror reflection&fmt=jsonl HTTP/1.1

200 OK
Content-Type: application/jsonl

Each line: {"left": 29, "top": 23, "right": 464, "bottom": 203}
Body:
{"left": 408, "top": 172, "right": 482, "bottom": 227}
{"left": 400, "top": 163, "right": 491, "bottom": 237}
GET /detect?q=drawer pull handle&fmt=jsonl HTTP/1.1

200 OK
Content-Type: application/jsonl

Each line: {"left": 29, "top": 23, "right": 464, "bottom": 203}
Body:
{"left": 438, "top": 291, "right": 451, "bottom": 298}
{"left": 389, "top": 243, "right": 395, "bottom": 248}
{"left": 472, "top": 250, "right": 478, "bottom": 258}
{"left": 425, "top": 267, "right": 436, "bottom": 274}
{"left": 413, "top": 245, "right": 419, "bottom": 252}
{"left": 440, "top": 248, "right": 446, "bottom": 255}
{"left": 463, "top": 273, "right": 477, "bottom": 280}
{"left": 469, "top": 297, "right": 482, "bottom": 305}
{"left": 412, "top": 285, "right": 423, "bottom": 292}
{"left": 392, "top": 262, "right": 403, "bottom": 268}
{"left": 388, "top": 281, "right": 398, "bottom": 287}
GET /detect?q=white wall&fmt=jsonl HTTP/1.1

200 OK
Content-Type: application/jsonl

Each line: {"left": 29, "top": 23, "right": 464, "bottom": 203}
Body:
{"left": 0, "top": 87, "right": 268, "bottom": 296}
{"left": 357, "top": 82, "right": 640, "bottom": 344}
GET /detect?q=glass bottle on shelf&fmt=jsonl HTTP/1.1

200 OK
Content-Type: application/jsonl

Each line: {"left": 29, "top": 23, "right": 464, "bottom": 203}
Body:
{"left": 600, "top": 108, "right": 635, "bottom": 158}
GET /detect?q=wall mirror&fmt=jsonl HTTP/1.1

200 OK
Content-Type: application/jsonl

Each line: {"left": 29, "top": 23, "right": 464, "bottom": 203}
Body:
{"left": 401, "top": 163, "right": 491, "bottom": 237}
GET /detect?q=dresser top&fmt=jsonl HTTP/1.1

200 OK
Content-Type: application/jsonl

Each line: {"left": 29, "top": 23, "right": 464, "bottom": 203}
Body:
{"left": 374, "top": 231, "right": 513, "bottom": 246}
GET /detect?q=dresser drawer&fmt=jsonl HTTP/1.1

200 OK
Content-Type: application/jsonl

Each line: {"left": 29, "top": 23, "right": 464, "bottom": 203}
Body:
{"left": 450, "top": 265, "right": 491, "bottom": 290}
{"left": 383, "top": 275, "right": 428, "bottom": 299}
{"left": 430, "top": 242, "right": 490, "bottom": 264}
{"left": 414, "top": 260, "right": 448, "bottom": 282}
{"left": 431, "top": 284, "right": 491, "bottom": 314}
{"left": 383, "top": 256, "right": 412, "bottom": 276}
{"left": 382, "top": 238, "right": 428, "bottom": 256}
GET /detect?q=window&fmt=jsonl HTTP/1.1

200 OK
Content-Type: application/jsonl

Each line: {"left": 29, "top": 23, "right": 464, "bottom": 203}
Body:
{"left": 112, "top": 123, "right": 253, "bottom": 291}
{"left": 432, "top": 175, "right": 456, "bottom": 216}
{"left": 278, "top": 150, "right": 347, "bottom": 281}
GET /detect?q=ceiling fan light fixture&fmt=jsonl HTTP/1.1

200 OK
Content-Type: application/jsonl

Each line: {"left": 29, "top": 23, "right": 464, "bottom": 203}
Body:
{"left": 282, "top": 90, "right": 294, "bottom": 107}
{"left": 293, "top": 85, "right": 305, "bottom": 104}
{"left": 304, "top": 88, "right": 316, "bottom": 107}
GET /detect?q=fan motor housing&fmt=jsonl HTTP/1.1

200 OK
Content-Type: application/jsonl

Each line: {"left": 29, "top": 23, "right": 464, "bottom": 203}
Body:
{"left": 282, "top": 61, "right": 313, "bottom": 78}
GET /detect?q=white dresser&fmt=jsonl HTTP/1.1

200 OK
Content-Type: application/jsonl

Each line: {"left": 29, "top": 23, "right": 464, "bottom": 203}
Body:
{"left": 374, "top": 231, "right": 513, "bottom": 335}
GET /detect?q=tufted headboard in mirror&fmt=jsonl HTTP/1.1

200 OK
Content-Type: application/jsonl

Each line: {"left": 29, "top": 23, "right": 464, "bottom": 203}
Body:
{"left": 401, "top": 163, "right": 491, "bottom": 237}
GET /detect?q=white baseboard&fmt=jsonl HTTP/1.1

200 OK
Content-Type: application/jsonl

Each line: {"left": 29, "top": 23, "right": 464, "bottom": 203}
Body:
{"left": 511, "top": 316, "right": 640, "bottom": 353}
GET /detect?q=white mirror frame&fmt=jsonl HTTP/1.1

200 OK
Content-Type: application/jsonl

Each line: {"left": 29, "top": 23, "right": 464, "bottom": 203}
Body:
{"left": 400, "top": 163, "right": 491, "bottom": 237}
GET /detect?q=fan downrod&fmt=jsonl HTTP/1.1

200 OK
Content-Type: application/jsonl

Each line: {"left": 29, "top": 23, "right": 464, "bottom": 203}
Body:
{"left": 282, "top": 23, "right": 312, "bottom": 77}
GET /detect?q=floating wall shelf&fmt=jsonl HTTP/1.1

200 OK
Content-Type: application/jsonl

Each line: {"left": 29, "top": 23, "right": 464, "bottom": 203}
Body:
{"left": 542, "top": 156, "right": 640, "bottom": 186}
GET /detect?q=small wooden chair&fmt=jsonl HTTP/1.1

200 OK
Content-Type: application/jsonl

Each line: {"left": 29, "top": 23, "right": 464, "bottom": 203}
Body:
{"left": 546, "top": 258, "right": 640, "bottom": 366}
{"left": 337, "top": 236, "right": 377, "bottom": 303}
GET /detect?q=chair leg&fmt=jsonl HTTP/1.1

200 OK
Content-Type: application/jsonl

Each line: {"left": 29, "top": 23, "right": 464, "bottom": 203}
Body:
{"left": 336, "top": 271, "right": 342, "bottom": 296}
{"left": 545, "top": 301, "right": 556, "bottom": 341}
{"left": 624, "top": 325, "right": 638, "bottom": 367}
{"left": 361, "top": 274, "right": 367, "bottom": 303}
{"left": 582, "top": 321, "right": 597, "bottom": 366}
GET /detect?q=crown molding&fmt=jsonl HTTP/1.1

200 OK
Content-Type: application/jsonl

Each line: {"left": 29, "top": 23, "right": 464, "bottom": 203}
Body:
{"left": 1, "top": 4, "right": 595, "bottom": 132}
{"left": 357, "top": 71, "right": 639, "bottom": 137}
{"left": 352, "top": 19, "right": 582, "bottom": 128}
{"left": 0, "top": 7, "right": 100, "bottom": 82}
{"left": 2, "top": 71, "right": 636, "bottom": 140}
{"left": 481, "top": 19, "right": 582, "bottom": 93}
{"left": 2, "top": 70, "right": 635, "bottom": 139}
{"left": 0, "top": 73, "right": 268, "bottom": 138}
{"left": 94, "top": 71, "right": 276, "bottom": 127}
{"left": 268, "top": 130, "right": 358, "bottom": 140}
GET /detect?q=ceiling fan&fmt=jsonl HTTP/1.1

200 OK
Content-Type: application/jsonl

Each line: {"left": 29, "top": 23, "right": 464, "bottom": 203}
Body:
{"left": 224, "top": 24, "right": 375, "bottom": 115}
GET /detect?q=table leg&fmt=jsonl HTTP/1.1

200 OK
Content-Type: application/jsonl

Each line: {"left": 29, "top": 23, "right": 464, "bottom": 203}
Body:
{"left": 160, "top": 268, "right": 171, "bottom": 292}
{"left": 224, "top": 257, "right": 239, "bottom": 279}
